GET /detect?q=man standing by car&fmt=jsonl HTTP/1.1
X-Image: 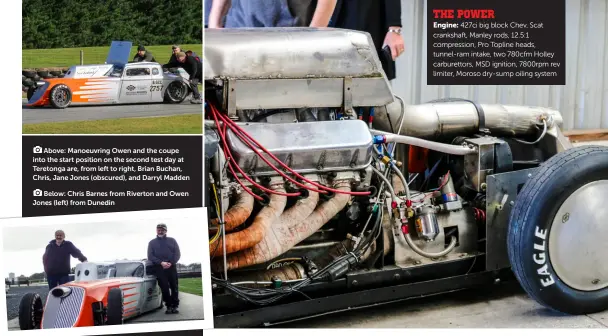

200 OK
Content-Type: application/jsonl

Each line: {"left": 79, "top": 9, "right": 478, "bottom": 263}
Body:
{"left": 42, "top": 230, "right": 87, "bottom": 290}
{"left": 163, "top": 51, "right": 202, "bottom": 104}
{"left": 147, "top": 223, "right": 181, "bottom": 314}
{"left": 132, "top": 45, "right": 156, "bottom": 62}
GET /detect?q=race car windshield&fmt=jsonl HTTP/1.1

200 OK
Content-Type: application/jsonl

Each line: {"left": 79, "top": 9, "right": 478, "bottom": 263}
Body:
{"left": 114, "top": 262, "right": 145, "bottom": 277}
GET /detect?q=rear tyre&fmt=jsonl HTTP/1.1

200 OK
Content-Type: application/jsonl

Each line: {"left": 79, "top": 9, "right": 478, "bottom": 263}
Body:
{"left": 18, "top": 293, "right": 43, "bottom": 330}
{"left": 105, "top": 288, "right": 123, "bottom": 325}
{"left": 508, "top": 145, "right": 608, "bottom": 315}
{"left": 49, "top": 84, "right": 72, "bottom": 109}
{"left": 164, "top": 81, "right": 188, "bottom": 103}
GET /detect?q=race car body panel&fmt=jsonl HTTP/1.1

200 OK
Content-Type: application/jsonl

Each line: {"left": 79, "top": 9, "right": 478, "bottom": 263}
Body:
{"left": 37, "top": 261, "right": 162, "bottom": 329}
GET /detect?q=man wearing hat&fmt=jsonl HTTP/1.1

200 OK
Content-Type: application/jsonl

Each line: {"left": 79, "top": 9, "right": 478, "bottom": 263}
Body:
{"left": 147, "top": 223, "right": 181, "bottom": 314}
{"left": 132, "top": 45, "right": 156, "bottom": 62}
{"left": 163, "top": 51, "right": 203, "bottom": 104}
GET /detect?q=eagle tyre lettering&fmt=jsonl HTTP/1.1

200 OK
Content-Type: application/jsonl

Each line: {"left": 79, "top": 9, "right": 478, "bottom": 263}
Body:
{"left": 18, "top": 292, "right": 43, "bottom": 330}
{"left": 532, "top": 226, "right": 555, "bottom": 287}
{"left": 49, "top": 84, "right": 72, "bottom": 109}
{"left": 508, "top": 145, "right": 608, "bottom": 315}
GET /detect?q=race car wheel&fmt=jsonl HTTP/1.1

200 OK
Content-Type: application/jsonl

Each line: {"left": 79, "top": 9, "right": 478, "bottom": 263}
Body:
{"left": 18, "top": 292, "right": 43, "bottom": 330}
{"left": 508, "top": 145, "right": 608, "bottom": 315}
{"left": 105, "top": 288, "right": 123, "bottom": 325}
{"left": 49, "top": 84, "right": 72, "bottom": 109}
{"left": 164, "top": 80, "right": 188, "bottom": 103}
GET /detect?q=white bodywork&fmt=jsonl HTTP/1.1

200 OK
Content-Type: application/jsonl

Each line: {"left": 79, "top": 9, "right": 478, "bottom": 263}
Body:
{"left": 63, "top": 62, "right": 189, "bottom": 105}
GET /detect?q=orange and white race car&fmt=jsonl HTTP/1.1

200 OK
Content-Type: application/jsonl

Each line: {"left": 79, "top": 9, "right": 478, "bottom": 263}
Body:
{"left": 26, "top": 41, "right": 193, "bottom": 108}
{"left": 18, "top": 260, "right": 164, "bottom": 329}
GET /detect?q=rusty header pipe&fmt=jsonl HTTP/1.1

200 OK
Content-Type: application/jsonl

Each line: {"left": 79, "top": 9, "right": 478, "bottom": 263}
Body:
{"left": 210, "top": 191, "right": 255, "bottom": 232}
{"left": 209, "top": 180, "right": 287, "bottom": 257}
{"left": 215, "top": 181, "right": 351, "bottom": 272}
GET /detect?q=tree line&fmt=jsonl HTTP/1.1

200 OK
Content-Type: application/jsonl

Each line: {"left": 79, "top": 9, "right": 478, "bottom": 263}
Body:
{"left": 23, "top": 0, "right": 202, "bottom": 49}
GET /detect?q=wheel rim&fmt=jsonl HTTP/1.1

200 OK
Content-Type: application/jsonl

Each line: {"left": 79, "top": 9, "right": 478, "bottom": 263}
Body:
{"left": 53, "top": 88, "right": 68, "bottom": 105}
{"left": 168, "top": 83, "right": 184, "bottom": 100}
{"left": 548, "top": 179, "right": 608, "bottom": 291}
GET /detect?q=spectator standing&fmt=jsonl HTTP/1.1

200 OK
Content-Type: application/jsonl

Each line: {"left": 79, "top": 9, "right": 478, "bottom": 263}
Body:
{"left": 147, "top": 223, "right": 181, "bottom": 314}
{"left": 42, "top": 230, "right": 87, "bottom": 290}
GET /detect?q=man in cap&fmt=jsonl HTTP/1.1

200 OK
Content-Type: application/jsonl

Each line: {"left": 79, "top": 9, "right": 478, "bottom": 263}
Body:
{"left": 163, "top": 51, "right": 203, "bottom": 104}
{"left": 147, "top": 223, "right": 181, "bottom": 314}
{"left": 42, "top": 230, "right": 87, "bottom": 290}
{"left": 132, "top": 45, "right": 156, "bottom": 62}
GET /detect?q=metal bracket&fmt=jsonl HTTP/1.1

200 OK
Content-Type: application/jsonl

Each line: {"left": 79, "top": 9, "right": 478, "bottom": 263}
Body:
{"left": 227, "top": 79, "right": 237, "bottom": 119}
{"left": 343, "top": 76, "right": 355, "bottom": 118}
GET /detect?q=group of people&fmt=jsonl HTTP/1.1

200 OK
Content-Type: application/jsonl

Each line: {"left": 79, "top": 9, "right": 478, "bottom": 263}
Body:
{"left": 204, "top": 0, "right": 405, "bottom": 80}
{"left": 42, "top": 224, "right": 182, "bottom": 315}
{"left": 132, "top": 45, "right": 202, "bottom": 104}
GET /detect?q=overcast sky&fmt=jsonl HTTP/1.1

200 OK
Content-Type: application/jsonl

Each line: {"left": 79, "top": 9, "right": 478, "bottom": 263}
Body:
{"left": 3, "top": 217, "right": 205, "bottom": 277}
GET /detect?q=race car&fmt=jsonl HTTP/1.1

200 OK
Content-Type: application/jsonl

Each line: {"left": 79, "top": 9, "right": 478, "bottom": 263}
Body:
{"left": 26, "top": 41, "right": 192, "bottom": 108}
{"left": 18, "top": 259, "right": 163, "bottom": 329}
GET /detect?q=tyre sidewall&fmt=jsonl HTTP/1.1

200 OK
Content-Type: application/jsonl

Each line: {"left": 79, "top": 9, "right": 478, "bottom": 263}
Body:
{"left": 105, "top": 288, "right": 123, "bottom": 325}
{"left": 19, "top": 292, "right": 42, "bottom": 330}
{"left": 49, "top": 84, "right": 72, "bottom": 109}
{"left": 513, "top": 148, "right": 608, "bottom": 313}
{"left": 164, "top": 81, "right": 187, "bottom": 103}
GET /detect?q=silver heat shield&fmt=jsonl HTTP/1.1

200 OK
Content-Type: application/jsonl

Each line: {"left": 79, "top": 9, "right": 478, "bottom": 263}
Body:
{"left": 374, "top": 100, "right": 564, "bottom": 139}
{"left": 225, "top": 120, "right": 373, "bottom": 176}
{"left": 204, "top": 28, "right": 395, "bottom": 110}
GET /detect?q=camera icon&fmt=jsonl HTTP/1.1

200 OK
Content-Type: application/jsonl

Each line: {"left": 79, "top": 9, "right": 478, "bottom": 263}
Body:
{"left": 33, "top": 189, "right": 43, "bottom": 197}
{"left": 33, "top": 146, "right": 43, "bottom": 154}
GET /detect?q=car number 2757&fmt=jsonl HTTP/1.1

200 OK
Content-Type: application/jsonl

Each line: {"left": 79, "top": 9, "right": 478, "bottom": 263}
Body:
{"left": 150, "top": 85, "right": 163, "bottom": 92}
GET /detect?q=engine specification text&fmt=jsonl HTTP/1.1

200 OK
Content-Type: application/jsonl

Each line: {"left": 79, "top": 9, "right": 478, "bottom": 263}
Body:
{"left": 23, "top": 136, "right": 202, "bottom": 216}
{"left": 427, "top": 0, "right": 565, "bottom": 85}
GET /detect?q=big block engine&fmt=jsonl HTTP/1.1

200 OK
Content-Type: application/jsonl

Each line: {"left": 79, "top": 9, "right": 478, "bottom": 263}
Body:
{"left": 203, "top": 28, "right": 573, "bottom": 317}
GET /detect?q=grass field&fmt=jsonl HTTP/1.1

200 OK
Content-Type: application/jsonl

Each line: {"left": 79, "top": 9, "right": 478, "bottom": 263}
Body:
{"left": 22, "top": 114, "right": 202, "bottom": 134}
{"left": 179, "top": 277, "right": 203, "bottom": 296}
{"left": 23, "top": 44, "right": 202, "bottom": 69}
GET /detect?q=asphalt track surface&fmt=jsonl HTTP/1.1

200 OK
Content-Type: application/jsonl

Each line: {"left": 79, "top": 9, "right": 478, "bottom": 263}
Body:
{"left": 6, "top": 285, "right": 204, "bottom": 330}
{"left": 22, "top": 99, "right": 201, "bottom": 124}
{"left": 278, "top": 281, "right": 608, "bottom": 328}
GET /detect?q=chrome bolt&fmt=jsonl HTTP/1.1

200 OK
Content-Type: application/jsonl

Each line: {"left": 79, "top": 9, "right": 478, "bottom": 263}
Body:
{"left": 562, "top": 213, "right": 570, "bottom": 223}
{"left": 414, "top": 260, "right": 421, "bottom": 265}
{"left": 592, "top": 279, "right": 600, "bottom": 285}
{"left": 509, "top": 201, "right": 514, "bottom": 206}
{"left": 527, "top": 173, "right": 532, "bottom": 178}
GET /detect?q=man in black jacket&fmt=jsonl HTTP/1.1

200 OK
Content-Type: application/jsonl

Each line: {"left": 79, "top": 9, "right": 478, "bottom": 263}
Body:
{"left": 147, "top": 223, "right": 181, "bottom": 314}
{"left": 163, "top": 51, "right": 202, "bottom": 104}
{"left": 132, "top": 45, "right": 156, "bottom": 62}
{"left": 42, "top": 230, "right": 87, "bottom": 290}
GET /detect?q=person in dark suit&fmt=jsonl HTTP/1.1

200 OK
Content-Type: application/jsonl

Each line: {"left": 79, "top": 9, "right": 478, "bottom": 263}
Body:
{"left": 331, "top": 0, "right": 404, "bottom": 80}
